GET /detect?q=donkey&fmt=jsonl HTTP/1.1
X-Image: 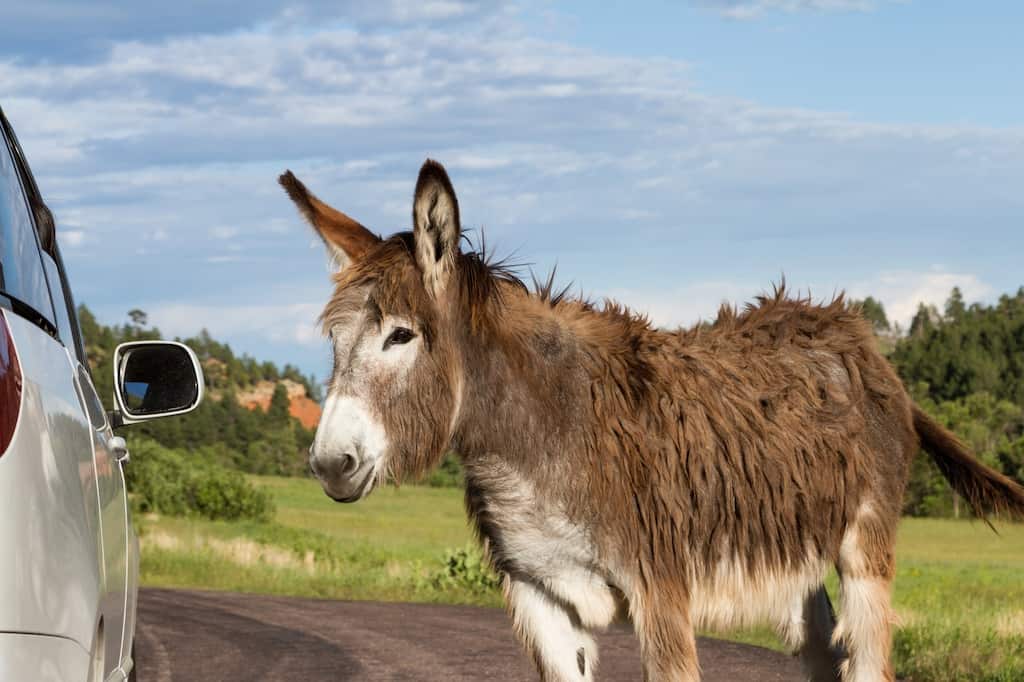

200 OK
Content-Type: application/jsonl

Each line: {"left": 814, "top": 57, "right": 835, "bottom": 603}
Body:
{"left": 280, "top": 160, "right": 1024, "bottom": 682}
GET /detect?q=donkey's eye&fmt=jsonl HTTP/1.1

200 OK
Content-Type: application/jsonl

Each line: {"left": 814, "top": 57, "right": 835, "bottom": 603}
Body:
{"left": 383, "top": 327, "right": 416, "bottom": 350}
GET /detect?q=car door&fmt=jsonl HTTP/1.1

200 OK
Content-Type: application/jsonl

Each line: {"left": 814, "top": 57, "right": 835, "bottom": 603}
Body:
{"left": 2, "top": 106, "right": 131, "bottom": 679}
{"left": 0, "top": 108, "right": 105, "bottom": 670}
{"left": 73, "top": 362, "right": 130, "bottom": 679}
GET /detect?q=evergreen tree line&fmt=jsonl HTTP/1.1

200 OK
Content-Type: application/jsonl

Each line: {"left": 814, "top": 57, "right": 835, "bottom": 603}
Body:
{"left": 80, "top": 305, "right": 316, "bottom": 476}
{"left": 859, "top": 286, "right": 1024, "bottom": 517}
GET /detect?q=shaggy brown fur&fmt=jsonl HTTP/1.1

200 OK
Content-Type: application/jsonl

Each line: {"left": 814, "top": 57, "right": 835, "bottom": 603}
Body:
{"left": 282, "top": 160, "right": 1024, "bottom": 682}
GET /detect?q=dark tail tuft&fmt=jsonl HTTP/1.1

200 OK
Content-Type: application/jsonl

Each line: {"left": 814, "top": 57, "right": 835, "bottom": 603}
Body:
{"left": 914, "top": 405, "right": 1024, "bottom": 522}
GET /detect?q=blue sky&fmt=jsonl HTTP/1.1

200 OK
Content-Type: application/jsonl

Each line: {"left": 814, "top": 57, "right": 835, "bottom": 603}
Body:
{"left": 2, "top": 0, "right": 1021, "bottom": 383}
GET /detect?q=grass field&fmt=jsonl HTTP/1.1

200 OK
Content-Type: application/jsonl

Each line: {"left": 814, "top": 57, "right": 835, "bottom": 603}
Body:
{"left": 140, "top": 476, "right": 1024, "bottom": 681}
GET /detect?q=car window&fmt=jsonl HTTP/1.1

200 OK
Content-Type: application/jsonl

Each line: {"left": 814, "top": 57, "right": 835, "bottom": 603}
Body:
{"left": 0, "top": 123, "right": 56, "bottom": 328}
{"left": 41, "top": 252, "right": 77, "bottom": 353}
{"left": 53, "top": 248, "right": 88, "bottom": 365}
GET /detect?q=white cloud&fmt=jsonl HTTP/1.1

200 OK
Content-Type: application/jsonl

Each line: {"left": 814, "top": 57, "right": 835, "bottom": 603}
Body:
{"left": 211, "top": 225, "right": 240, "bottom": 239}
{"left": 701, "top": 0, "right": 883, "bottom": 20}
{"left": 849, "top": 270, "right": 993, "bottom": 328}
{"left": 609, "top": 280, "right": 761, "bottom": 329}
{"left": 61, "top": 229, "right": 86, "bottom": 247}
{"left": 147, "top": 301, "right": 325, "bottom": 346}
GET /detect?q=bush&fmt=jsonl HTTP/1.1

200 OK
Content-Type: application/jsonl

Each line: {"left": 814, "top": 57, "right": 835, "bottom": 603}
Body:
{"left": 125, "top": 437, "right": 274, "bottom": 522}
{"left": 424, "top": 452, "right": 463, "bottom": 488}
{"left": 424, "top": 544, "right": 501, "bottom": 594}
{"left": 243, "top": 426, "right": 308, "bottom": 476}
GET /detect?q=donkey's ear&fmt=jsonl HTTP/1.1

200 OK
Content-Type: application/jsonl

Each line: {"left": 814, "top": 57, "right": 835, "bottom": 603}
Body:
{"left": 412, "top": 159, "right": 461, "bottom": 298}
{"left": 279, "top": 170, "right": 380, "bottom": 270}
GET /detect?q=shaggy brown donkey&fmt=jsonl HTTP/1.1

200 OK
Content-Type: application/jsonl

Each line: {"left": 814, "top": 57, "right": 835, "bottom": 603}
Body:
{"left": 280, "top": 160, "right": 1024, "bottom": 682}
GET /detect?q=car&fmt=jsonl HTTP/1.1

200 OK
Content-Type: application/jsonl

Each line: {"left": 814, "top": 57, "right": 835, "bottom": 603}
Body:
{"left": 0, "top": 105, "right": 205, "bottom": 682}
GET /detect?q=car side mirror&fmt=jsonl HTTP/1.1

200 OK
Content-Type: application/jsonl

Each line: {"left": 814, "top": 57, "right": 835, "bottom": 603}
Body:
{"left": 112, "top": 341, "right": 205, "bottom": 426}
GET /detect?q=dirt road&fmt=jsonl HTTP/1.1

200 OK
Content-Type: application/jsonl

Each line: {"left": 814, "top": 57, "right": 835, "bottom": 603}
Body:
{"left": 136, "top": 588, "right": 802, "bottom": 680}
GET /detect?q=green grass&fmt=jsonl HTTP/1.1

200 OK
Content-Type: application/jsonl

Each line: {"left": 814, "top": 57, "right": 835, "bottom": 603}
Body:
{"left": 255, "top": 475, "right": 472, "bottom": 559}
{"left": 139, "top": 477, "right": 497, "bottom": 606}
{"left": 888, "top": 519, "right": 1024, "bottom": 681}
{"left": 140, "top": 477, "right": 1024, "bottom": 680}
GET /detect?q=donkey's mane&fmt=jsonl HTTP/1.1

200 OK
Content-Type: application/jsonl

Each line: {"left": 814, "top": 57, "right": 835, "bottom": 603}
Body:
{"left": 328, "top": 228, "right": 605, "bottom": 326}
{"left": 331, "top": 228, "right": 861, "bottom": 363}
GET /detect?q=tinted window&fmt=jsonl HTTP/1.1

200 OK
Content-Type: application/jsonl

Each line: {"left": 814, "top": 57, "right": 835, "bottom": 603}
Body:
{"left": 0, "top": 126, "right": 54, "bottom": 324}
{"left": 41, "top": 252, "right": 76, "bottom": 350}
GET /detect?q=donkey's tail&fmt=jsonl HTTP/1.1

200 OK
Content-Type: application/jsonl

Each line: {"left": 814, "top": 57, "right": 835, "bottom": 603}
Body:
{"left": 913, "top": 405, "right": 1024, "bottom": 521}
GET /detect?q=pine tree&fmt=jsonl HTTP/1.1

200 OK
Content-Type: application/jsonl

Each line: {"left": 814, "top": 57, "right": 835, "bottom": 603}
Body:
{"left": 268, "top": 383, "right": 291, "bottom": 425}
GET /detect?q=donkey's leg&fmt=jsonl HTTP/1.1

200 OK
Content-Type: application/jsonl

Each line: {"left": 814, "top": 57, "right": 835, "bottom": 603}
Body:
{"left": 631, "top": 589, "right": 700, "bottom": 682}
{"left": 833, "top": 510, "right": 896, "bottom": 682}
{"left": 507, "top": 578, "right": 598, "bottom": 682}
{"left": 780, "top": 585, "right": 844, "bottom": 682}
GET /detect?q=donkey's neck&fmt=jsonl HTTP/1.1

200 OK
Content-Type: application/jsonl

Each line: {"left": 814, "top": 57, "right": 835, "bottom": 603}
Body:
{"left": 452, "top": 293, "right": 652, "bottom": 479}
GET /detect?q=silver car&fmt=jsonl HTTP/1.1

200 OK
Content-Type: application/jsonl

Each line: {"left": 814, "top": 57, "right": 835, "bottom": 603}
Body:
{"left": 0, "top": 106, "right": 204, "bottom": 681}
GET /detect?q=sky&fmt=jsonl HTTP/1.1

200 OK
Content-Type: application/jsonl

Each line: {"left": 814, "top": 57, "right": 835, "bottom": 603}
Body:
{"left": 1, "top": 1, "right": 1021, "bottom": 383}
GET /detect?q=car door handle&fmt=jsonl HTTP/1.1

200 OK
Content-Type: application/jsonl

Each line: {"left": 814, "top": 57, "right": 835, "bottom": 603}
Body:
{"left": 109, "top": 436, "right": 130, "bottom": 464}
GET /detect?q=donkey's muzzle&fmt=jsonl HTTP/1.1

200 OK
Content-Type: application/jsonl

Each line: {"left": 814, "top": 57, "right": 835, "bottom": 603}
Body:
{"left": 310, "top": 451, "right": 373, "bottom": 503}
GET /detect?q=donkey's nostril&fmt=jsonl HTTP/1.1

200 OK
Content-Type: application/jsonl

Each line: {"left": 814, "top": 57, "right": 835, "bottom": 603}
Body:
{"left": 340, "top": 453, "right": 359, "bottom": 476}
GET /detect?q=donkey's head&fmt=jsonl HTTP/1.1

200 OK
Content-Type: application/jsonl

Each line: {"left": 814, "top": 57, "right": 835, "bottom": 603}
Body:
{"left": 280, "top": 160, "right": 465, "bottom": 502}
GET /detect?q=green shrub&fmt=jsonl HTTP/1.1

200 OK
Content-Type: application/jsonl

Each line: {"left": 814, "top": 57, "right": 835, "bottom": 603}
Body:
{"left": 424, "top": 452, "right": 463, "bottom": 488}
{"left": 125, "top": 437, "right": 274, "bottom": 522}
{"left": 243, "top": 426, "right": 308, "bottom": 476}
{"left": 423, "top": 543, "right": 501, "bottom": 594}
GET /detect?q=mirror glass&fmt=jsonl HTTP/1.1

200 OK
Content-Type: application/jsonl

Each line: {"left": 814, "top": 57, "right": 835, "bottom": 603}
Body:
{"left": 118, "top": 344, "right": 199, "bottom": 415}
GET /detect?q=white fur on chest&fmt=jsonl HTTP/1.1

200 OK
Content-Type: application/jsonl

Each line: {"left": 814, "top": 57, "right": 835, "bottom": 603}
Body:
{"left": 470, "top": 459, "right": 621, "bottom": 630}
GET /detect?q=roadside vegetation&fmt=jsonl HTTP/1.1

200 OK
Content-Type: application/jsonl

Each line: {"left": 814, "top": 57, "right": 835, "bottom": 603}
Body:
{"left": 138, "top": 478, "right": 501, "bottom": 607}
{"left": 126, "top": 438, "right": 274, "bottom": 522}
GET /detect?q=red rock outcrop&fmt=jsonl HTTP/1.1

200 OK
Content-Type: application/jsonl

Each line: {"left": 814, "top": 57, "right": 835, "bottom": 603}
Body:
{"left": 236, "top": 379, "right": 321, "bottom": 429}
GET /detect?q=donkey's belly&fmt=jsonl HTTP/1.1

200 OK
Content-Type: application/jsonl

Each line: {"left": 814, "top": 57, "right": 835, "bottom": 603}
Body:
{"left": 688, "top": 551, "right": 830, "bottom": 634}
